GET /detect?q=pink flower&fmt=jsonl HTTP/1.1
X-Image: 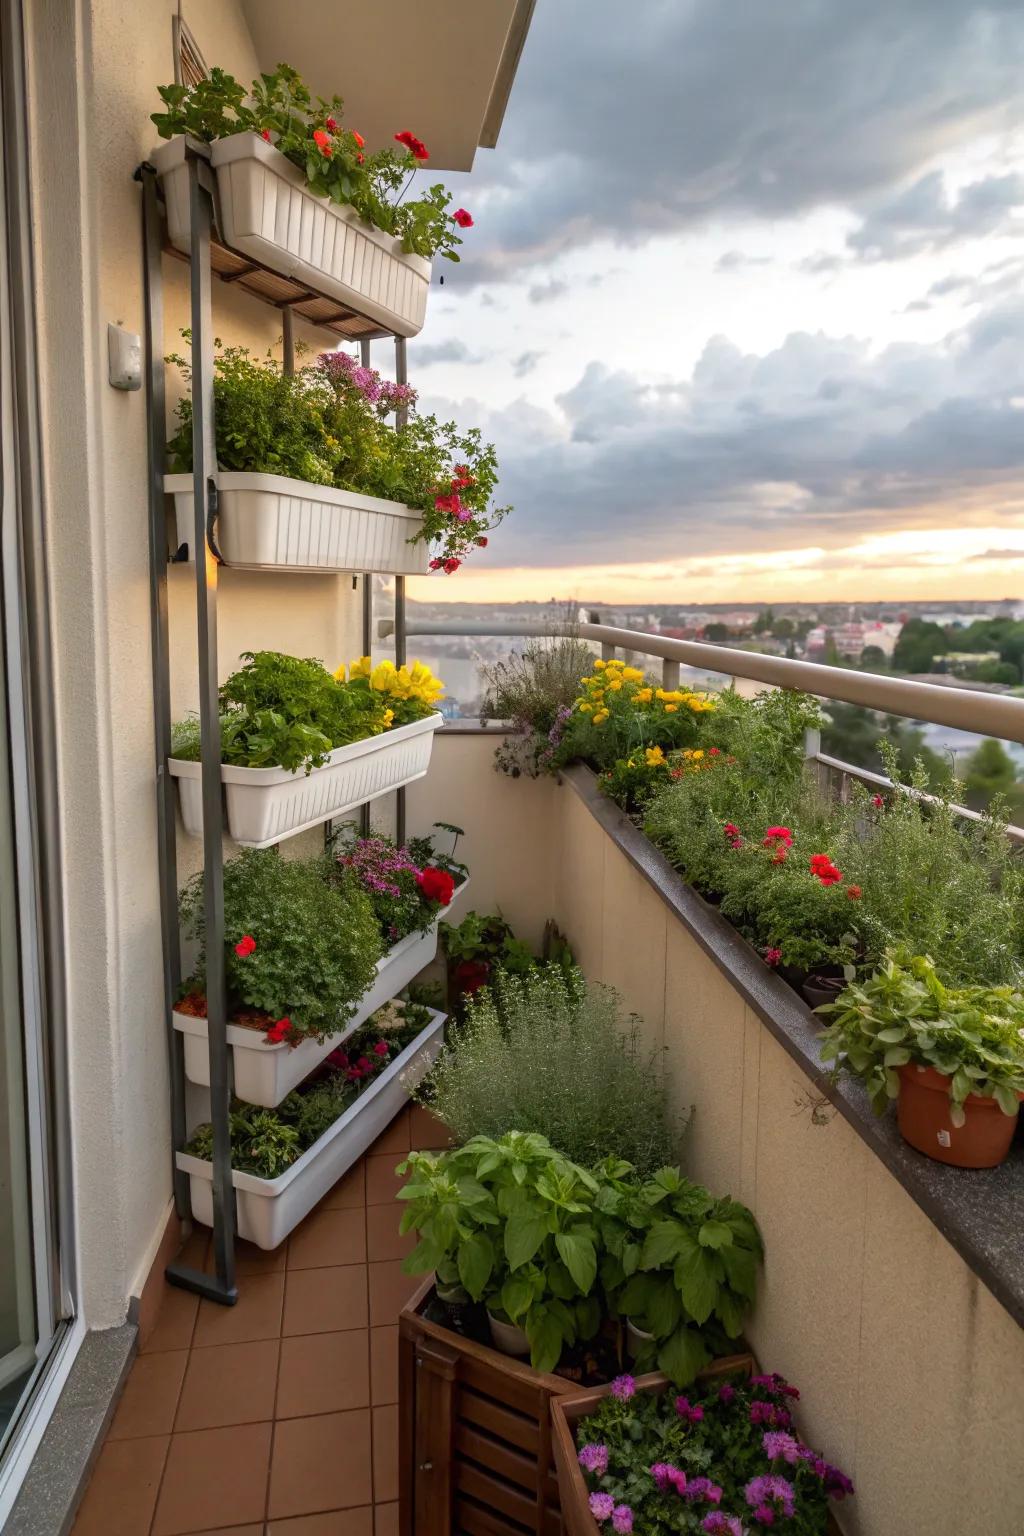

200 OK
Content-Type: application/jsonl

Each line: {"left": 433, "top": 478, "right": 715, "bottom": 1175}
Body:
{"left": 452, "top": 208, "right": 474, "bottom": 228}
{"left": 611, "top": 1507, "right": 633, "bottom": 1534}
{"left": 763, "top": 947, "right": 782, "bottom": 967}
{"left": 589, "top": 1492, "right": 615, "bottom": 1522}
{"left": 578, "top": 1443, "right": 609, "bottom": 1476}
{"left": 610, "top": 1374, "right": 635, "bottom": 1400}
{"left": 373, "top": 1041, "right": 390, "bottom": 1057}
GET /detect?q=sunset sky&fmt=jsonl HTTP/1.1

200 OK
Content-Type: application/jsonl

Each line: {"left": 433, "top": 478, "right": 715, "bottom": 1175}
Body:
{"left": 402, "top": 0, "right": 1024, "bottom": 606}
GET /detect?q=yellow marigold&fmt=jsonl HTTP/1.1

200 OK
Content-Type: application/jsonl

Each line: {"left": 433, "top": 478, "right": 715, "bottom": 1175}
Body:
{"left": 622, "top": 666, "right": 644, "bottom": 682}
{"left": 332, "top": 663, "right": 346, "bottom": 682}
{"left": 664, "top": 703, "right": 679, "bottom": 713}
{"left": 656, "top": 688, "right": 683, "bottom": 703}
{"left": 593, "top": 709, "right": 610, "bottom": 724}
{"left": 349, "top": 656, "right": 372, "bottom": 680}
{"left": 608, "top": 679, "right": 623, "bottom": 691}
{"left": 578, "top": 702, "right": 593, "bottom": 714}
{"left": 370, "top": 660, "right": 398, "bottom": 692}
{"left": 636, "top": 687, "right": 653, "bottom": 704}
{"left": 593, "top": 658, "right": 607, "bottom": 670}
{"left": 382, "top": 708, "right": 394, "bottom": 727}
{"left": 645, "top": 746, "right": 666, "bottom": 766}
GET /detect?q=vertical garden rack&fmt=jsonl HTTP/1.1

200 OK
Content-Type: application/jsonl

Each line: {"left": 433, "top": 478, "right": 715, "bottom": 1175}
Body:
{"left": 138, "top": 142, "right": 414, "bottom": 1305}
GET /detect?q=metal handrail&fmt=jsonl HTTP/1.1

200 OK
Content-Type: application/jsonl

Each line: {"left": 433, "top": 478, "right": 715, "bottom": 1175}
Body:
{"left": 380, "top": 617, "right": 1024, "bottom": 745}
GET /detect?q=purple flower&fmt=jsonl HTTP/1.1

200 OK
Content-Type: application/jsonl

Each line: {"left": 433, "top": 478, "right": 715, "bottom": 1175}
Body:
{"left": 685, "top": 1477, "right": 723, "bottom": 1505}
{"left": 589, "top": 1492, "right": 615, "bottom": 1522}
{"left": 702, "top": 1517, "right": 744, "bottom": 1536}
{"left": 717, "top": 1383, "right": 736, "bottom": 1405}
{"left": 762, "top": 1431, "right": 800, "bottom": 1465}
{"left": 753, "top": 1506, "right": 775, "bottom": 1526}
{"left": 750, "top": 1399, "right": 791, "bottom": 1428}
{"left": 745, "top": 1474, "right": 795, "bottom": 1521}
{"left": 674, "top": 1395, "right": 704, "bottom": 1424}
{"left": 650, "top": 1462, "right": 686, "bottom": 1494}
{"left": 611, "top": 1506, "right": 633, "bottom": 1534}
{"left": 578, "top": 1443, "right": 609, "bottom": 1477}
{"left": 610, "top": 1374, "right": 636, "bottom": 1401}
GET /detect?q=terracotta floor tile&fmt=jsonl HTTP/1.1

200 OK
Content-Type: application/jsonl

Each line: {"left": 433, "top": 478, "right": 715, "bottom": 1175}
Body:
{"left": 106, "top": 1350, "right": 188, "bottom": 1440}
{"left": 151, "top": 1421, "right": 272, "bottom": 1535}
{"left": 408, "top": 1104, "right": 452, "bottom": 1150}
{"left": 179, "top": 1528, "right": 263, "bottom": 1536}
{"left": 287, "top": 1205, "right": 367, "bottom": 1270}
{"left": 365, "top": 1204, "right": 413, "bottom": 1264}
{"left": 319, "top": 1161, "right": 365, "bottom": 1210}
{"left": 268, "top": 1512, "right": 373, "bottom": 1535}
{"left": 363, "top": 1153, "right": 410, "bottom": 1208}
{"left": 372, "top": 1403, "right": 399, "bottom": 1504}
{"left": 374, "top": 1503, "right": 398, "bottom": 1536}
{"left": 139, "top": 1283, "right": 199, "bottom": 1354}
{"left": 369, "top": 1326, "right": 398, "bottom": 1406}
{"left": 367, "top": 1108, "right": 410, "bottom": 1155}
{"left": 192, "top": 1272, "right": 285, "bottom": 1347}
{"left": 72, "top": 1434, "right": 169, "bottom": 1536}
{"left": 276, "top": 1329, "right": 369, "bottom": 1418}
{"left": 283, "top": 1264, "right": 368, "bottom": 1336}
{"left": 204, "top": 1236, "right": 288, "bottom": 1277}
{"left": 175, "top": 1339, "right": 280, "bottom": 1430}
{"left": 268, "top": 1409, "right": 372, "bottom": 1518}
{"left": 368, "top": 1260, "right": 419, "bottom": 1327}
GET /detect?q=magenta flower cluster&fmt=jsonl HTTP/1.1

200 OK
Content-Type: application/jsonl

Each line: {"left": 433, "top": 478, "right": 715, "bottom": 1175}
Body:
{"left": 578, "top": 1443, "right": 609, "bottom": 1477}
{"left": 587, "top": 1493, "right": 633, "bottom": 1531}
{"left": 745, "top": 1472, "right": 796, "bottom": 1524}
{"left": 675, "top": 1394, "right": 705, "bottom": 1424}
{"left": 702, "top": 1516, "right": 744, "bottom": 1536}
{"left": 319, "top": 350, "right": 417, "bottom": 414}
{"left": 610, "top": 1374, "right": 636, "bottom": 1401}
{"left": 339, "top": 836, "right": 421, "bottom": 900}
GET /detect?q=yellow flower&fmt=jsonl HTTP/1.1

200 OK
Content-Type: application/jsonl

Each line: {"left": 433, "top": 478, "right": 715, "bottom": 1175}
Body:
{"left": 349, "top": 656, "right": 372, "bottom": 680}
{"left": 578, "top": 702, "right": 593, "bottom": 714}
{"left": 645, "top": 746, "right": 666, "bottom": 767}
{"left": 593, "top": 709, "right": 610, "bottom": 725}
{"left": 622, "top": 666, "right": 644, "bottom": 682}
{"left": 690, "top": 749, "right": 704, "bottom": 759}
{"left": 382, "top": 708, "right": 394, "bottom": 727}
{"left": 370, "top": 660, "right": 398, "bottom": 693}
{"left": 664, "top": 703, "right": 679, "bottom": 713}
{"left": 593, "top": 659, "right": 607, "bottom": 670}
{"left": 608, "top": 679, "right": 623, "bottom": 691}
{"left": 655, "top": 688, "right": 683, "bottom": 703}
{"left": 580, "top": 676, "right": 597, "bottom": 687}
{"left": 332, "top": 663, "right": 346, "bottom": 682}
{"left": 636, "top": 687, "right": 653, "bottom": 704}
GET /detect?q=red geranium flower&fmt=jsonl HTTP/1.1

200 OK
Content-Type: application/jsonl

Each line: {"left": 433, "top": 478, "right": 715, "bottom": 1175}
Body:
{"left": 325, "top": 116, "right": 338, "bottom": 131}
{"left": 452, "top": 208, "right": 474, "bottom": 228}
{"left": 429, "top": 558, "right": 444, "bottom": 570}
{"left": 435, "top": 492, "right": 462, "bottom": 515}
{"left": 312, "top": 128, "right": 332, "bottom": 156}
{"left": 810, "top": 853, "right": 843, "bottom": 885}
{"left": 373, "top": 1041, "right": 390, "bottom": 1057}
{"left": 872, "top": 795, "right": 884, "bottom": 808}
{"left": 723, "top": 822, "right": 740, "bottom": 837}
{"left": 356, "top": 1056, "right": 371, "bottom": 1073}
{"left": 394, "top": 130, "right": 429, "bottom": 160}
{"left": 356, "top": 153, "right": 364, "bottom": 164}
{"left": 763, "top": 826, "right": 793, "bottom": 846}
{"left": 265, "top": 1017, "right": 294, "bottom": 1045}
{"left": 763, "top": 947, "right": 783, "bottom": 967}
{"left": 475, "top": 536, "right": 488, "bottom": 547}
{"left": 709, "top": 747, "right": 721, "bottom": 756}
{"left": 352, "top": 130, "right": 365, "bottom": 148}
{"left": 260, "top": 128, "right": 271, "bottom": 141}
{"left": 443, "top": 558, "right": 461, "bottom": 573}
{"left": 417, "top": 867, "right": 456, "bottom": 906}
{"left": 234, "top": 934, "right": 256, "bottom": 958}
{"left": 846, "top": 885, "right": 862, "bottom": 900}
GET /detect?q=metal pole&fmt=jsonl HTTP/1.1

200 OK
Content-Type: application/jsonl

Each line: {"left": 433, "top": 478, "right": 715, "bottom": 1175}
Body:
{"left": 357, "top": 337, "right": 373, "bottom": 836}
{"left": 661, "top": 659, "right": 680, "bottom": 692}
{"left": 140, "top": 166, "right": 189, "bottom": 1219}
{"left": 282, "top": 306, "right": 295, "bottom": 375}
{"left": 166, "top": 150, "right": 237, "bottom": 1305}
{"left": 394, "top": 336, "right": 408, "bottom": 845}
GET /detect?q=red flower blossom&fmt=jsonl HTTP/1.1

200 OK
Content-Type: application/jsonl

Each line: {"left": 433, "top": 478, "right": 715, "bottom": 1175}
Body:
{"left": 234, "top": 934, "right": 256, "bottom": 958}
{"left": 356, "top": 1056, "right": 371, "bottom": 1073}
{"left": 846, "top": 885, "right": 862, "bottom": 900}
{"left": 373, "top": 1040, "right": 390, "bottom": 1057}
{"left": 475, "top": 536, "right": 488, "bottom": 547}
{"left": 356, "top": 153, "right": 364, "bottom": 164}
{"left": 763, "top": 826, "right": 793, "bottom": 845}
{"left": 260, "top": 128, "right": 271, "bottom": 141}
{"left": 771, "top": 850, "right": 788, "bottom": 865}
{"left": 709, "top": 747, "right": 721, "bottom": 756}
{"left": 312, "top": 128, "right": 332, "bottom": 156}
{"left": 352, "top": 130, "right": 365, "bottom": 148}
{"left": 723, "top": 823, "right": 740, "bottom": 837}
{"left": 809, "top": 853, "right": 843, "bottom": 885}
{"left": 452, "top": 208, "right": 474, "bottom": 228}
{"left": 435, "top": 492, "right": 463, "bottom": 515}
{"left": 452, "top": 465, "right": 476, "bottom": 487}
{"left": 872, "top": 794, "right": 884, "bottom": 808}
{"left": 429, "top": 557, "right": 444, "bottom": 570}
{"left": 764, "top": 947, "right": 783, "bottom": 967}
{"left": 417, "top": 867, "right": 455, "bottom": 906}
{"left": 325, "top": 116, "right": 338, "bottom": 131}
{"left": 443, "top": 558, "right": 461, "bottom": 574}
{"left": 265, "top": 1017, "right": 294, "bottom": 1045}
{"left": 394, "top": 130, "right": 428, "bottom": 160}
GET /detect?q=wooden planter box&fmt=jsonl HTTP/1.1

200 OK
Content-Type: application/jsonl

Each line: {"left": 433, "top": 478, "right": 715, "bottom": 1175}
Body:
{"left": 551, "top": 1363, "right": 844, "bottom": 1536}
{"left": 399, "top": 1278, "right": 575, "bottom": 1536}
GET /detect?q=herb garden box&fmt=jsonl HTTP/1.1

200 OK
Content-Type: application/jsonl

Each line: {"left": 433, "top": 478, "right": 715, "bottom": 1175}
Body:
{"left": 399, "top": 1279, "right": 573, "bottom": 1536}
{"left": 551, "top": 1365, "right": 844, "bottom": 1536}
{"left": 152, "top": 133, "right": 431, "bottom": 338}
{"left": 178, "top": 1007, "right": 445, "bottom": 1249}
{"left": 164, "top": 471, "right": 428, "bottom": 576}
{"left": 175, "top": 878, "right": 468, "bottom": 1106}
{"left": 168, "top": 711, "right": 443, "bottom": 847}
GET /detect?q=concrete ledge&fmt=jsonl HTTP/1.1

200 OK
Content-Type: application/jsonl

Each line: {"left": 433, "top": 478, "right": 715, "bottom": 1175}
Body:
{"left": 562, "top": 763, "right": 1024, "bottom": 1332}
{"left": 6, "top": 1324, "right": 136, "bottom": 1536}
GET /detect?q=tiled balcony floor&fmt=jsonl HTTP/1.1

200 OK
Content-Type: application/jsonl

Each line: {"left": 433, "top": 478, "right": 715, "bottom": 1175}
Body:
{"left": 72, "top": 1102, "right": 447, "bottom": 1536}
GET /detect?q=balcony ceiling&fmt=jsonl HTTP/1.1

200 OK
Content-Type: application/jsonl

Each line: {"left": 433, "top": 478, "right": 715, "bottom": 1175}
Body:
{"left": 240, "top": 0, "right": 535, "bottom": 170}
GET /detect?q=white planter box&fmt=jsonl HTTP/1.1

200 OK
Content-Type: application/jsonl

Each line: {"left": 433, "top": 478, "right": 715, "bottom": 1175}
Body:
{"left": 165, "top": 471, "right": 429, "bottom": 576}
{"left": 174, "top": 878, "right": 466, "bottom": 1106}
{"left": 152, "top": 134, "right": 431, "bottom": 338}
{"left": 178, "top": 1009, "right": 445, "bottom": 1248}
{"left": 169, "top": 712, "right": 443, "bottom": 847}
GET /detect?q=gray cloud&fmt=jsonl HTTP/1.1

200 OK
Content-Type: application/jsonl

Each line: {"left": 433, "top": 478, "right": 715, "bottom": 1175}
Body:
{"left": 512, "top": 350, "right": 545, "bottom": 377}
{"left": 454, "top": 0, "right": 1024, "bottom": 278}
{"left": 423, "top": 295, "right": 1024, "bottom": 566}
{"left": 527, "top": 279, "right": 569, "bottom": 305}
{"left": 408, "top": 338, "right": 483, "bottom": 366}
{"left": 846, "top": 169, "right": 1024, "bottom": 261}
{"left": 716, "top": 251, "right": 773, "bottom": 273}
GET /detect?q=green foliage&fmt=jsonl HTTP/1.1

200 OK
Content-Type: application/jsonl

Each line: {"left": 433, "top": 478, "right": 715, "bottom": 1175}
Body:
{"left": 892, "top": 617, "right": 947, "bottom": 673}
{"left": 819, "top": 952, "right": 1024, "bottom": 1123}
{"left": 478, "top": 637, "right": 592, "bottom": 778}
{"left": 398, "top": 1132, "right": 604, "bottom": 1373}
{"left": 820, "top": 700, "right": 948, "bottom": 786}
{"left": 440, "top": 910, "right": 534, "bottom": 973}
{"left": 576, "top": 1370, "right": 851, "bottom": 1534}
{"left": 423, "top": 966, "right": 683, "bottom": 1174}
{"left": 185, "top": 1004, "right": 434, "bottom": 1176}
{"left": 963, "top": 738, "right": 1024, "bottom": 820}
{"left": 179, "top": 849, "right": 382, "bottom": 1041}
{"left": 595, "top": 1163, "right": 762, "bottom": 1382}
{"left": 153, "top": 63, "right": 469, "bottom": 260}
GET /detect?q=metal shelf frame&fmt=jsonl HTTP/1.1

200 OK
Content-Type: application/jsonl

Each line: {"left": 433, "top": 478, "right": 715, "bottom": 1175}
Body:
{"left": 138, "top": 144, "right": 410, "bottom": 1305}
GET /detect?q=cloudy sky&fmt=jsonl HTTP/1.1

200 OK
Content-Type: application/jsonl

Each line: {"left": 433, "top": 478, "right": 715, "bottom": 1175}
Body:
{"left": 403, "top": 0, "right": 1024, "bottom": 605}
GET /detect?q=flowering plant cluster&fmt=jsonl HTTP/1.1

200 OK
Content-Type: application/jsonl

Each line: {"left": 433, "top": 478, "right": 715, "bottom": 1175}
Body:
{"left": 152, "top": 64, "right": 471, "bottom": 260}
{"left": 184, "top": 1001, "right": 435, "bottom": 1178}
{"left": 399, "top": 1132, "right": 761, "bottom": 1381}
{"left": 171, "top": 650, "right": 443, "bottom": 776}
{"left": 167, "top": 341, "right": 509, "bottom": 571}
{"left": 576, "top": 1368, "right": 853, "bottom": 1534}
{"left": 329, "top": 820, "right": 464, "bottom": 947}
{"left": 560, "top": 659, "right": 718, "bottom": 772}
{"left": 601, "top": 745, "right": 736, "bottom": 817}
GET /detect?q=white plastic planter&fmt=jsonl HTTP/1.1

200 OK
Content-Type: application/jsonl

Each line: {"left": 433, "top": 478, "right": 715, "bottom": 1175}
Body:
{"left": 152, "top": 134, "right": 431, "bottom": 338}
{"left": 168, "top": 712, "right": 443, "bottom": 847}
{"left": 164, "top": 471, "right": 429, "bottom": 576}
{"left": 174, "top": 878, "right": 466, "bottom": 1107}
{"left": 178, "top": 1008, "right": 445, "bottom": 1248}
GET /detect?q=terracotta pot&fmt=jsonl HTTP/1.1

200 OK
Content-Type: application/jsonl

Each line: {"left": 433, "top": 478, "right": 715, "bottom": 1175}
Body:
{"left": 897, "top": 1064, "right": 1023, "bottom": 1169}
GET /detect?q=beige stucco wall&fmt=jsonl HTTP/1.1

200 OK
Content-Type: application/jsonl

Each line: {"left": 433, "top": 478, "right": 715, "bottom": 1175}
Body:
{"left": 23, "top": 0, "right": 365, "bottom": 1326}
{"left": 413, "top": 742, "right": 1024, "bottom": 1536}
